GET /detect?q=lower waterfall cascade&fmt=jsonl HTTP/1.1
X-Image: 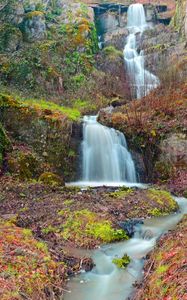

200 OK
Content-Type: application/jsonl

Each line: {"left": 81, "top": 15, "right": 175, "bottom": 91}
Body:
{"left": 81, "top": 115, "right": 137, "bottom": 184}
{"left": 124, "top": 3, "right": 160, "bottom": 98}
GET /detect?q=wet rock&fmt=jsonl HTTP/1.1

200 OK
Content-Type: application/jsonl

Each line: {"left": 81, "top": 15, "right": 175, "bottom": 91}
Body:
{"left": 118, "top": 219, "right": 144, "bottom": 237}
{"left": 65, "top": 255, "right": 94, "bottom": 275}
{"left": 81, "top": 257, "right": 95, "bottom": 272}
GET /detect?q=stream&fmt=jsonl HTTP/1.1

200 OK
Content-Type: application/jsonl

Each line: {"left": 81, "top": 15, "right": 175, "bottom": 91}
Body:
{"left": 65, "top": 3, "right": 185, "bottom": 300}
{"left": 64, "top": 197, "right": 187, "bottom": 300}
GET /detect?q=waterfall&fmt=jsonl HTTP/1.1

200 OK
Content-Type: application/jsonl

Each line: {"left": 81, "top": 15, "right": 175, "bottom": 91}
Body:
{"left": 127, "top": 3, "right": 147, "bottom": 28}
{"left": 81, "top": 116, "right": 137, "bottom": 183}
{"left": 124, "top": 3, "right": 159, "bottom": 99}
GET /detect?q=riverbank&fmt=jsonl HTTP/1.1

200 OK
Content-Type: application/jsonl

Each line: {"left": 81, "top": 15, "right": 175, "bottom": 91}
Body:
{"left": 133, "top": 214, "right": 187, "bottom": 300}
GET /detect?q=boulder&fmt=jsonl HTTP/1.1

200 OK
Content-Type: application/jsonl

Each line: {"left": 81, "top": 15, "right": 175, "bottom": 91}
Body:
{"left": 118, "top": 219, "right": 144, "bottom": 237}
{"left": 39, "top": 172, "right": 64, "bottom": 186}
{"left": 0, "top": 23, "right": 22, "bottom": 52}
{"left": 159, "top": 133, "right": 187, "bottom": 167}
{"left": 23, "top": 11, "right": 46, "bottom": 41}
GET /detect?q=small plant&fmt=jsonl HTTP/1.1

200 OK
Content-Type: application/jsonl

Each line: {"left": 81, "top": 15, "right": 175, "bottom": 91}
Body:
{"left": 112, "top": 254, "right": 131, "bottom": 268}
{"left": 103, "top": 46, "right": 123, "bottom": 59}
{"left": 63, "top": 199, "right": 74, "bottom": 206}
{"left": 41, "top": 225, "right": 58, "bottom": 234}
{"left": 109, "top": 187, "right": 133, "bottom": 198}
{"left": 156, "top": 265, "right": 169, "bottom": 274}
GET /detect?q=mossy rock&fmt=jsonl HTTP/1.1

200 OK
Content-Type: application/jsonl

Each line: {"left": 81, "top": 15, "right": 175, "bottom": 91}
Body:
{"left": 0, "top": 23, "right": 22, "bottom": 52}
{"left": 23, "top": 11, "right": 46, "bottom": 42}
{"left": 39, "top": 172, "right": 64, "bottom": 186}
{"left": 25, "top": 10, "right": 44, "bottom": 19}
{"left": 56, "top": 208, "right": 129, "bottom": 246}
{"left": 146, "top": 188, "right": 178, "bottom": 216}
{"left": 103, "top": 46, "right": 123, "bottom": 59}
{"left": 7, "top": 150, "right": 42, "bottom": 180}
{"left": 154, "top": 160, "right": 173, "bottom": 181}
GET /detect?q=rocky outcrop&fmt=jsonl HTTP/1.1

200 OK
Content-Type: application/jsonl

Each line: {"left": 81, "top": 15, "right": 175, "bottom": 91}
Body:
{"left": 23, "top": 11, "right": 46, "bottom": 41}
{"left": 93, "top": 2, "right": 175, "bottom": 50}
{"left": 0, "top": 23, "right": 22, "bottom": 52}
{"left": 171, "top": 0, "right": 187, "bottom": 38}
{"left": 0, "top": 94, "right": 81, "bottom": 181}
{"left": 57, "top": 2, "right": 94, "bottom": 24}
{"left": 155, "top": 133, "right": 187, "bottom": 181}
{"left": 96, "top": 46, "right": 130, "bottom": 99}
{"left": 103, "top": 28, "right": 129, "bottom": 50}
{"left": 159, "top": 133, "right": 187, "bottom": 167}
{"left": 140, "top": 24, "right": 180, "bottom": 76}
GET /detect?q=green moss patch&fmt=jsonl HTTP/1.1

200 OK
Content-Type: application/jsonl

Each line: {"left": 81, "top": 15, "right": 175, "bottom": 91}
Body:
{"left": 108, "top": 187, "right": 134, "bottom": 199}
{"left": 112, "top": 254, "right": 131, "bottom": 269}
{"left": 146, "top": 189, "right": 178, "bottom": 216}
{"left": 22, "top": 98, "right": 81, "bottom": 121}
{"left": 103, "top": 46, "right": 123, "bottom": 59}
{"left": 58, "top": 209, "right": 129, "bottom": 246}
{"left": 7, "top": 149, "right": 42, "bottom": 180}
{"left": 39, "top": 172, "right": 64, "bottom": 186}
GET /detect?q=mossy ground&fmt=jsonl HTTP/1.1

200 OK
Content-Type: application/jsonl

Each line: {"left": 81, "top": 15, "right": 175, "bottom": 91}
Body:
{"left": 0, "top": 177, "right": 179, "bottom": 297}
{"left": 0, "top": 93, "right": 81, "bottom": 121}
{"left": 0, "top": 179, "right": 178, "bottom": 251}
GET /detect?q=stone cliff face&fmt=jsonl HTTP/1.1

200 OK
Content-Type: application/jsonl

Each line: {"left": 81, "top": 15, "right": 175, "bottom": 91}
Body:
{"left": 171, "top": 0, "right": 187, "bottom": 38}
{"left": 0, "top": 94, "right": 82, "bottom": 182}
{"left": 93, "top": 2, "right": 175, "bottom": 50}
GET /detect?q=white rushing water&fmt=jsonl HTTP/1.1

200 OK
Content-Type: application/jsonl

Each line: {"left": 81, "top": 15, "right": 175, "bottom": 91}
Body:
{"left": 64, "top": 197, "right": 187, "bottom": 300}
{"left": 81, "top": 115, "right": 137, "bottom": 184}
{"left": 124, "top": 3, "right": 159, "bottom": 98}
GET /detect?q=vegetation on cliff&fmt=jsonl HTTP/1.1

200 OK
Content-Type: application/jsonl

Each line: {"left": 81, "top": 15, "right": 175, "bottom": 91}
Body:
{"left": 0, "top": 0, "right": 187, "bottom": 299}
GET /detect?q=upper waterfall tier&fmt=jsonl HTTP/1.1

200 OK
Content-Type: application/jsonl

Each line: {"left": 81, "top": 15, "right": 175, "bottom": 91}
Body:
{"left": 124, "top": 3, "right": 160, "bottom": 99}
{"left": 127, "top": 3, "right": 147, "bottom": 29}
{"left": 81, "top": 116, "right": 137, "bottom": 183}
